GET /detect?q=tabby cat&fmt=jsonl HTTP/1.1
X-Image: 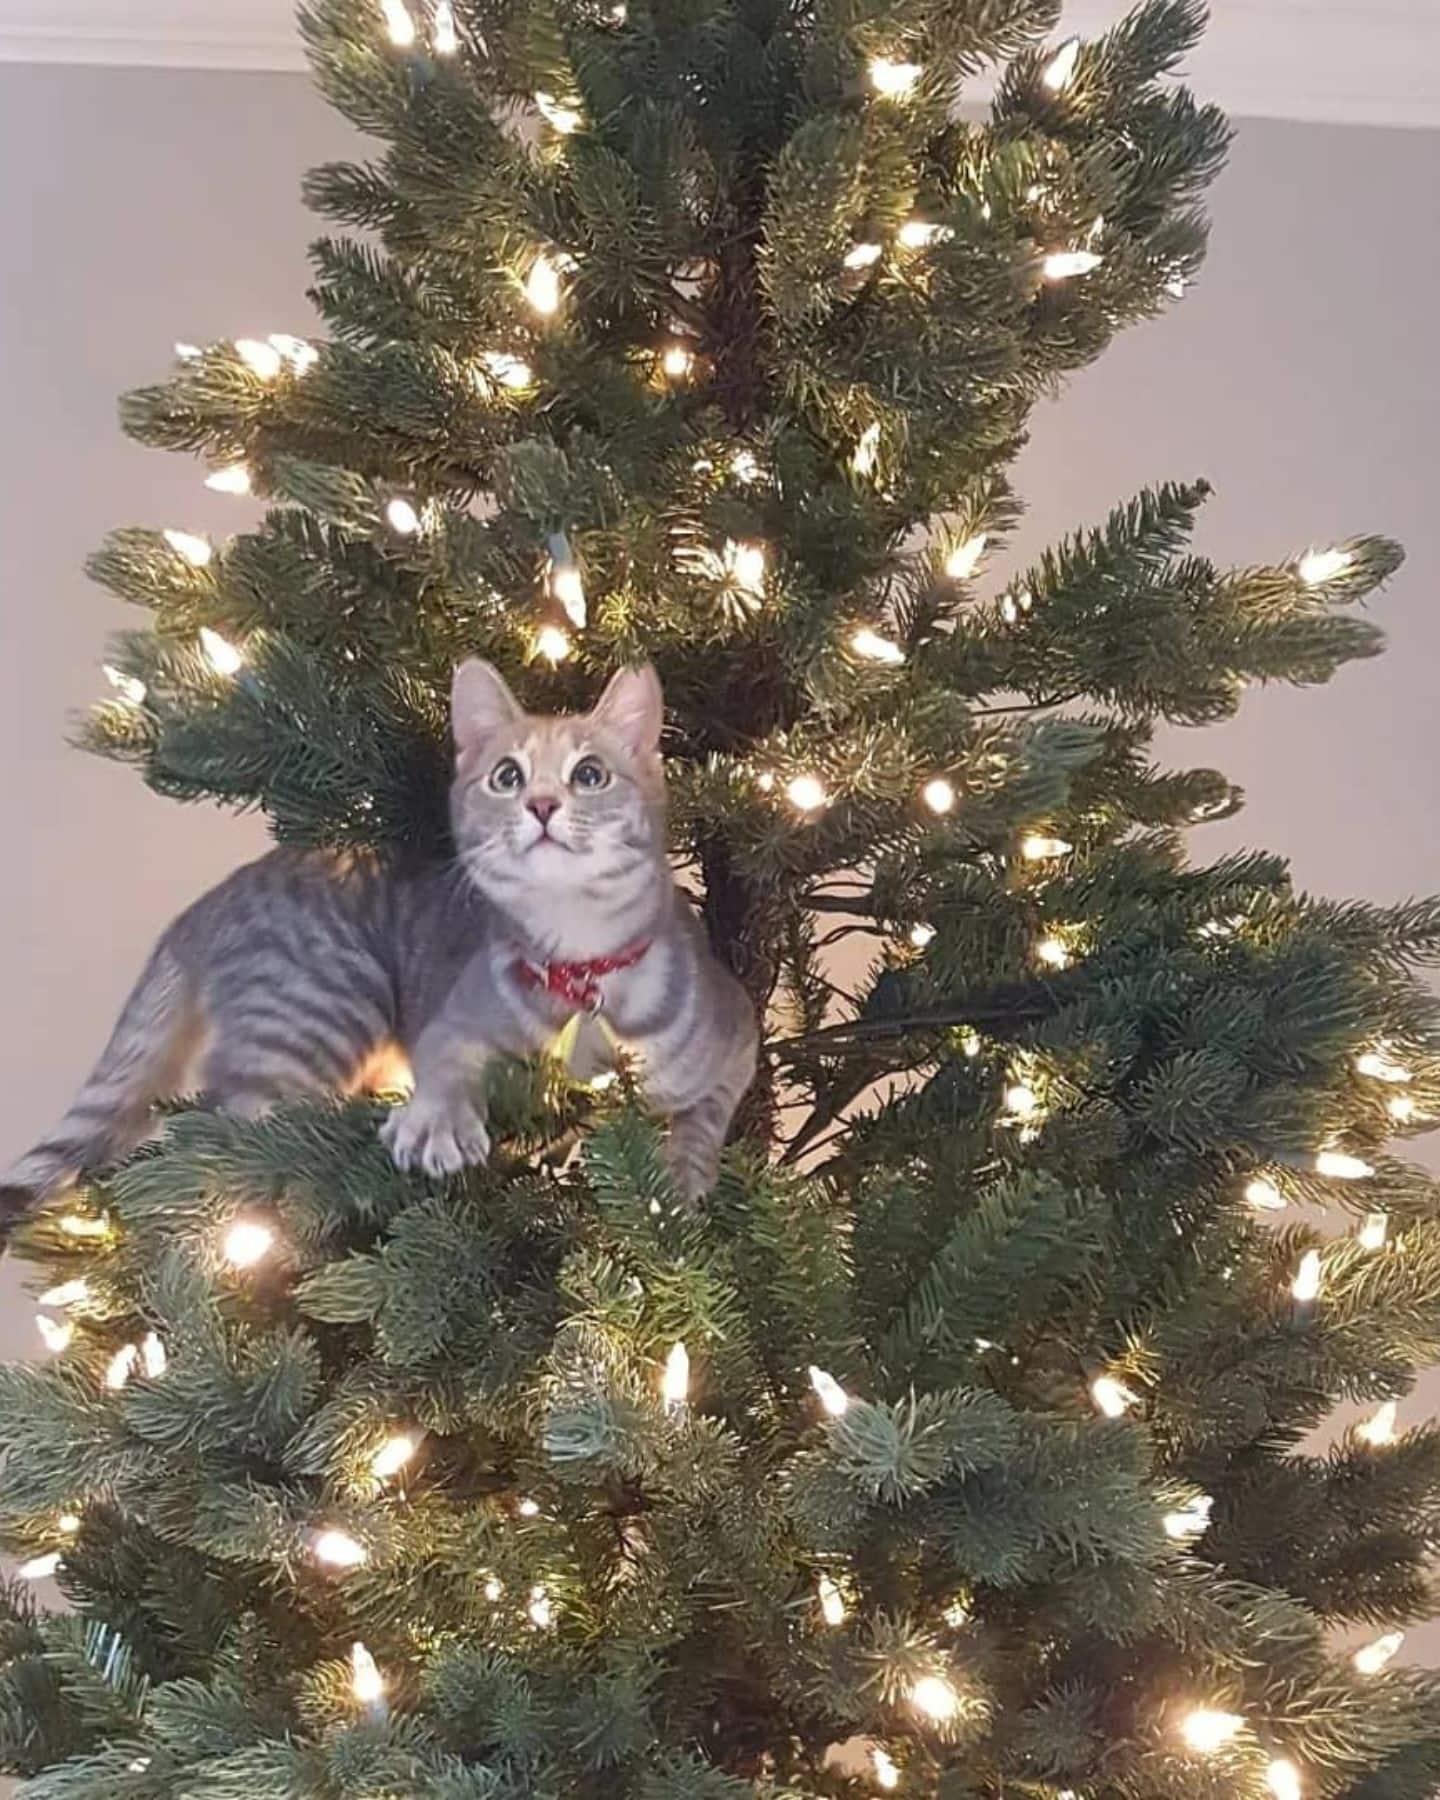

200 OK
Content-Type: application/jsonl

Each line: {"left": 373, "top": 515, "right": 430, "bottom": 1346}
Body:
{"left": 0, "top": 661, "right": 758, "bottom": 1230}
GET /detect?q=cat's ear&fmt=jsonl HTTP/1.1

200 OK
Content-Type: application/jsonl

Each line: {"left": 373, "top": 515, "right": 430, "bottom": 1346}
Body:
{"left": 452, "top": 658, "right": 523, "bottom": 750}
{"left": 591, "top": 663, "right": 664, "bottom": 759}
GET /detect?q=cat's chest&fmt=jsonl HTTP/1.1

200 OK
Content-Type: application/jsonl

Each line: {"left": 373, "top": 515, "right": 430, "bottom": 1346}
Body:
{"left": 503, "top": 935, "right": 681, "bottom": 1047}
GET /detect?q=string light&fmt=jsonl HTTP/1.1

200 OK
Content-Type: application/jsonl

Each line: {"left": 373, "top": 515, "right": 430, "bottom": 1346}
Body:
{"left": 809, "top": 1365, "right": 850, "bottom": 1418}
{"left": 534, "top": 624, "right": 571, "bottom": 664}
{"left": 18, "top": 1552, "right": 61, "bottom": 1581}
{"left": 898, "top": 219, "right": 953, "bottom": 249}
{"left": 235, "top": 337, "right": 284, "bottom": 379}
{"left": 852, "top": 626, "right": 905, "bottom": 665}
{"left": 661, "top": 342, "right": 695, "bottom": 381}
{"left": 943, "top": 1599, "right": 969, "bottom": 1628}
{"left": 548, "top": 552, "right": 587, "bottom": 628}
{"left": 944, "top": 533, "right": 988, "bottom": 580}
{"left": 1291, "top": 1249, "right": 1322, "bottom": 1304}
{"left": 371, "top": 1433, "right": 417, "bottom": 1479}
{"left": 479, "top": 350, "right": 533, "bottom": 390}
{"left": 141, "top": 1332, "right": 167, "bottom": 1378}
{"left": 909, "top": 1674, "right": 960, "bottom": 1723}
{"left": 205, "top": 464, "right": 252, "bottom": 495}
{"left": 59, "top": 1212, "right": 109, "bottom": 1239}
{"left": 1357, "top": 1401, "right": 1398, "bottom": 1447}
{"left": 723, "top": 538, "right": 766, "bottom": 601}
{"left": 528, "top": 1585, "right": 554, "bottom": 1628}
{"left": 105, "top": 1343, "right": 139, "bottom": 1391}
{"left": 268, "top": 333, "right": 319, "bottom": 375}
{"left": 1043, "top": 249, "right": 1103, "bottom": 280}
{"left": 222, "top": 1219, "right": 274, "bottom": 1269}
{"left": 517, "top": 1497, "right": 541, "bottom": 1518}
{"left": 36, "top": 1315, "right": 74, "bottom": 1355}
{"left": 1180, "top": 1709, "right": 1243, "bottom": 1754}
{"left": 1389, "top": 1095, "right": 1417, "bottom": 1124}
{"left": 350, "top": 1641, "right": 385, "bottom": 1705}
{"left": 200, "top": 627, "right": 244, "bottom": 679}
{"left": 1042, "top": 36, "right": 1082, "bottom": 92}
{"left": 1163, "top": 1494, "right": 1214, "bottom": 1541}
{"left": 873, "top": 1747, "right": 900, "bottom": 1790}
{"left": 909, "top": 923, "right": 936, "bottom": 948}
{"left": 1316, "top": 1150, "right": 1374, "bottom": 1180}
{"left": 959, "top": 1030, "right": 982, "bottom": 1059}
{"left": 379, "top": 0, "right": 416, "bottom": 47}
{"left": 58, "top": 1513, "right": 81, "bottom": 1535}
{"left": 851, "top": 422, "right": 882, "bottom": 478}
{"left": 817, "top": 1574, "right": 847, "bottom": 1626}
{"left": 1356, "top": 1048, "right": 1412, "bottom": 1083}
{"left": 869, "top": 56, "right": 922, "bottom": 98}
{"left": 1353, "top": 1631, "right": 1404, "bottom": 1675}
{"left": 432, "top": 0, "right": 458, "bottom": 54}
{"left": 483, "top": 1575, "right": 503, "bottom": 1601}
{"left": 786, "top": 774, "right": 829, "bottom": 814}
{"left": 535, "top": 91, "right": 581, "bottom": 133}
{"left": 103, "top": 665, "right": 147, "bottom": 705}
{"left": 1298, "top": 547, "right": 1353, "bottom": 586}
{"left": 661, "top": 1341, "right": 690, "bottom": 1414}
{"left": 1359, "top": 1212, "right": 1390, "bottom": 1251}
{"left": 1035, "top": 936, "right": 1070, "bottom": 970}
{"left": 525, "top": 252, "right": 563, "bottom": 317}
{"left": 313, "top": 1528, "right": 368, "bottom": 1569}
{"left": 163, "top": 528, "right": 213, "bottom": 569}
{"left": 1021, "top": 834, "right": 1072, "bottom": 861}
{"left": 922, "top": 778, "right": 956, "bottom": 816}
{"left": 39, "top": 1279, "right": 89, "bottom": 1308}
{"left": 1245, "top": 1177, "right": 1286, "bottom": 1212}
{"left": 730, "top": 450, "right": 761, "bottom": 484}
{"left": 844, "top": 241, "right": 883, "bottom": 270}
{"left": 1004, "top": 1082, "right": 1038, "bottom": 1119}
{"left": 386, "top": 497, "right": 421, "bottom": 536}
{"left": 1267, "top": 1758, "right": 1302, "bottom": 1800}
{"left": 175, "top": 341, "right": 202, "bottom": 360}
{"left": 1090, "top": 1376, "right": 1136, "bottom": 1418}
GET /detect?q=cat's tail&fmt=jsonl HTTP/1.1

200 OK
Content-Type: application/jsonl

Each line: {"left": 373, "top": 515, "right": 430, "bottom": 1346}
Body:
{"left": 0, "top": 949, "right": 193, "bottom": 1240}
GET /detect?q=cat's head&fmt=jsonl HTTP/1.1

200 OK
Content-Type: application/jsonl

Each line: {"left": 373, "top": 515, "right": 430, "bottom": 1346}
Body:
{"left": 449, "top": 659, "right": 667, "bottom": 903}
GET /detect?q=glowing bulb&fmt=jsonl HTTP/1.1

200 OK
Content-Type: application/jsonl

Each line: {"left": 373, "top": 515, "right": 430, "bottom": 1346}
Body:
{"left": 844, "top": 241, "right": 883, "bottom": 270}
{"left": 535, "top": 92, "right": 581, "bottom": 133}
{"left": 528, "top": 1585, "right": 554, "bottom": 1628}
{"left": 549, "top": 559, "right": 587, "bottom": 628}
{"left": 873, "top": 1746, "right": 900, "bottom": 1790}
{"left": 943, "top": 1599, "right": 969, "bottom": 1628}
{"left": 1043, "top": 249, "right": 1103, "bottom": 280}
{"left": 103, "top": 665, "right": 147, "bottom": 705}
{"left": 1298, "top": 547, "right": 1353, "bottom": 586}
{"left": 222, "top": 1219, "right": 273, "bottom": 1268}
{"left": 851, "top": 421, "right": 882, "bottom": 477}
{"left": 1291, "top": 1250, "right": 1322, "bottom": 1304}
{"left": 730, "top": 450, "right": 761, "bottom": 483}
{"left": 809, "top": 1365, "right": 849, "bottom": 1418}
{"left": 1021, "top": 834, "right": 1072, "bottom": 861}
{"left": 39, "top": 1280, "right": 89, "bottom": 1308}
{"left": 786, "top": 774, "right": 829, "bottom": 814}
{"left": 944, "top": 532, "right": 988, "bottom": 580}
{"left": 1267, "top": 1758, "right": 1302, "bottom": 1800}
{"left": 922, "top": 778, "right": 956, "bottom": 816}
{"left": 479, "top": 350, "right": 533, "bottom": 390}
{"left": 175, "top": 341, "right": 202, "bottom": 360}
{"left": 1091, "top": 1376, "right": 1136, "bottom": 1418}
{"left": 268, "top": 333, "right": 318, "bottom": 375}
{"left": 1357, "top": 1400, "right": 1398, "bottom": 1446}
{"left": 386, "top": 497, "right": 421, "bottom": 536}
{"left": 1005, "top": 1083, "right": 1038, "bottom": 1119}
{"left": 18, "top": 1552, "right": 61, "bottom": 1581}
{"left": 517, "top": 1497, "right": 541, "bottom": 1518}
{"left": 57, "top": 1513, "right": 81, "bottom": 1535}
{"left": 999, "top": 589, "right": 1032, "bottom": 625}
{"left": 817, "top": 1574, "right": 846, "bottom": 1626}
{"left": 869, "top": 56, "right": 922, "bottom": 97}
{"left": 483, "top": 1576, "right": 503, "bottom": 1601}
{"left": 1042, "top": 36, "right": 1081, "bottom": 91}
{"left": 909, "top": 923, "right": 936, "bottom": 948}
{"left": 105, "top": 1343, "right": 139, "bottom": 1391}
{"left": 909, "top": 1674, "right": 960, "bottom": 1722}
{"left": 1163, "top": 1494, "right": 1213, "bottom": 1540}
{"left": 589, "top": 1069, "right": 617, "bottom": 1092}
{"left": 1316, "top": 1151, "right": 1374, "bottom": 1180}
{"left": 1357, "top": 1049, "right": 1411, "bottom": 1083}
{"left": 200, "top": 627, "right": 244, "bottom": 678}
{"left": 661, "top": 1341, "right": 690, "bottom": 1413}
{"left": 1359, "top": 1212, "right": 1389, "bottom": 1251}
{"left": 163, "top": 529, "right": 213, "bottom": 569}
{"left": 534, "top": 624, "right": 571, "bottom": 664}
{"left": 661, "top": 342, "right": 694, "bottom": 380}
{"left": 724, "top": 538, "right": 766, "bottom": 598}
{"left": 433, "top": 0, "right": 457, "bottom": 53}
{"left": 206, "top": 463, "right": 252, "bottom": 496}
{"left": 371, "top": 1433, "right": 417, "bottom": 1479}
{"left": 959, "top": 1030, "right": 982, "bottom": 1059}
{"left": 59, "top": 1213, "right": 108, "bottom": 1239}
{"left": 313, "top": 1528, "right": 368, "bottom": 1569}
{"left": 1354, "top": 1631, "right": 1404, "bottom": 1675}
{"left": 235, "top": 337, "right": 283, "bottom": 380}
{"left": 380, "top": 0, "right": 416, "bottom": 47}
{"left": 1181, "top": 1709, "right": 1243, "bottom": 1753}
{"left": 1245, "top": 1177, "right": 1285, "bottom": 1212}
{"left": 36, "top": 1314, "right": 74, "bottom": 1355}
{"left": 1389, "top": 1095, "right": 1417, "bottom": 1123}
{"left": 1036, "top": 936, "right": 1070, "bottom": 970}
{"left": 852, "top": 626, "right": 905, "bottom": 665}
{"left": 140, "top": 1332, "right": 167, "bottom": 1378}
{"left": 350, "top": 1641, "right": 385, "bottom": 1704}
{"left": 526, "top": 253, "right": 563, "bottom": 317}
{"left": 898, "top": 219, "right": 952, "bottom": 249}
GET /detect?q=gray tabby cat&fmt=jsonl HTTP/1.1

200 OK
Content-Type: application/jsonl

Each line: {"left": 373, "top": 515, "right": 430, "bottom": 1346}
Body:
{"left": 0, "top": 661, "right": 758, "bottom": 1231}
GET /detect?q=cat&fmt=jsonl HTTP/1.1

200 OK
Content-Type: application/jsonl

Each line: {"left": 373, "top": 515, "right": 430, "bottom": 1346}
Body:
{"left": 0, "top": 660, "right": 758, "bottom": 1233}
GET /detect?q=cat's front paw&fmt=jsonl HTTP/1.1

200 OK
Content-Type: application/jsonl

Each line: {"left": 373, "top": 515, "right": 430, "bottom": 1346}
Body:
{"left": 381, "top": 1098, "right": 491, "bottom": 1179}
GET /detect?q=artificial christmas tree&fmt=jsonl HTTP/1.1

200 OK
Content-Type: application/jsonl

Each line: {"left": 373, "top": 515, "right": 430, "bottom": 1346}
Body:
{"left": 3, "top": 0, "right": 1440, "bottom": 1794}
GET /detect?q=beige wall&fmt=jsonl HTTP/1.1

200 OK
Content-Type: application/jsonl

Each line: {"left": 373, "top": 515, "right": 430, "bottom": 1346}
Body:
{"left": 1, "top": 66, "right": 1438, "bottom": 1650}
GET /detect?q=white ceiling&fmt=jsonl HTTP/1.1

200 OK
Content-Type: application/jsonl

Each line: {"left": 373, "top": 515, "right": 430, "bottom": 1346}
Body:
{"left": 0, "top": 0, "right": 1435, "bottom": 129}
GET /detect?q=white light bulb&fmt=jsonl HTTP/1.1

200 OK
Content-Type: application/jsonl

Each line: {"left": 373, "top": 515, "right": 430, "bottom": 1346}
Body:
{"left": 944, "top": 532, "right": 988, "bottom": 580}
{"left": 483, "top": 1575, "right": 503, "bottom": 1601}
{"left": 350, "top": 1641, "right": 385, "bottom": 1704}
{"left": 36, "top": 1314, "right": 74, "bottom": 1355}
{"left": 1021, "top": 834, "right": 1072, "bottom": 861}
{"left": 922, "top": 778, "right": 956, "bottom": 816}
{"left": 1316, "top": 1150, "right": 1374, "bottom": 1180}
{"left": 59, "top": 1213, "right": 108, "bottom": 1239}
{"left": 534, "top": 624, "right": 571, "bottom": 664}
{"left": 268, "top": 333, "right": 319, "bottom": 375}
{"left": 517, "top": 1497, "right": 541, "bottom": 1518}
{"left": 206, "top": 463, "right": 252, "bottom": 496}
{"left": 943, "top": 1599, "right": 969, "bottom": 1628}
{"left": 380, "top": 0, "right": 416, "bottom": 47}
{"left": 851, "top": 421, "right": 882, "bottom": 477}
{"left": 1245, "top": 1177, "right": 1285, "bottom": 1212}
{"left": 809, "top": 1365, "right": 850, "bottom": 1417}
{"left": 1267, "top": 1757, "right": 1302, "bottom": 1800}
{"left": 1043, "top": 249, "right": 1103, "bottom": 280}
{"left": 1359, "top": 1212, "right": 1390, "bottom": 1251}
{"left": 898, "top": 219, "right": 952, "bottom": 249}
{"left": 479, "top": 350, "right": 533, "bottom": 390}
{"left": 1035, "top": 936, "right": 1070, "bottom": 970}
{"left": 724, "top": 538, "right": 766, "bottom": 598}
{"left": 873, "top": 1746, "right": 900, "bottom": 1790}
{"left": 1090, "top": 1376, "right": 1136, "bottom": 1418}
{"left": 105, "top": 1343, "right": 140, "bottom": 1391}
{"left": 851, "top": 626, "right": 905, "bottom": 665}
{"left": 432, "top": 0, "right": 458, "bottom": 54}
{"left": 235, "top": 337, "right": 284, "bottom": 380}
{"left": 1180, "top": 1708, "right": 1243, "bottom": 1754}
{"left": 959, "top": 1030, "right": 982, "bottom": 1059}
{"left": 844, "top": 241, "right": 883, "bottom": 270}
{"left": 371, "top": 1433, "right": 417, "bottom": 1479}
{"left": 57, "top": 1513, "right": 81, "bottom": 1535}
{"left": 222, "top": 1219, "right": 273, "bottom": 1268}
{"left": 528, "top": 1584, "right": 554, "bottom": 1628}
{"left": 909, "top": 923, "right": 936, "bottom": 949}
{"left": 1353, "top": 1631, "right": 1404, "bottom": 1675}
{"left": 869, "top": 56, "right": 922, "bottom": 98}
{"left": 550, "top": 560, "right": 587, "bottom": 628}
{"left": 1389, "top": 1094, "right": 1417, "bottom": 1124}
{"left": 1005, "top": 1083, "right": 1038, "bottom": 1119}
{"left": 1163, "top": 1494, "right": 1214, "bottom": 1540}
{"left": 386, "top": 497, "right": 421, "bottom": 536}
{"left": 163, "top": 528, "right": 213, "bottom": 569}
{"left": 661, "top": 343, "right": 694, "bottom": 380}
{"left": 661, "top": 1341, "right": 690, "bottom": 1413}
{"left": 140, "top": 1331, "right": 167, "bottom": 1378}
{"left": 535, "top": 92, "right": 581, "bottom": 134}
{"left": 909, "top": 1674, "right": 960, "bottom": 1722}
{"left": 175, "top": 341, "right": 202, "bottom": 360}
{"left": 817, "top": 1574, "right": 847, "bottom": 1626}
{"left": 525, "top": 252, "right": 563, "bottom": 317}
{"left": 103, "top": 665, "right": 147, "bottom": 705}
{"left": 313, "top": 1528, "right": 368, "bottom": 1569}
{"left": 18, "top": 1552, "right": 61, "bottom": 1581}
{"left": 1356, "top": 1049, "right": 1412, "bottom": 1083}
{"left": 1291, "top": 1250, "right": 1322, "bottom": 1304}
{"left": 39, "top": 1279, "right": 89, "bottom": 1308}
{"left": 786, "top": 774, "right": 829, "bottom": 814}
{"left": 1042, "top": 36, "right": 1081, "bottom": 92}
{"left": 1357, "top": 1400, "right": 1398, "bottom": 1447}
{"left": 200, "top": 627, "right": 244, "bottom": 679}
{"left": 1298, "top": 547, "right": 1353, "bottom": 587}
{"left": 730, "top": 449, "right": 761, "bottom": 484}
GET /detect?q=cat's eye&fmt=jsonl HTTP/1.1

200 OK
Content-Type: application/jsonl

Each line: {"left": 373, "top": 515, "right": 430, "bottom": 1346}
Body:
{"left": 570, "top": 755, "right": 610, "bottom": 791}
{"left": 489, "top": 757, "right": 525, "bottom": 793}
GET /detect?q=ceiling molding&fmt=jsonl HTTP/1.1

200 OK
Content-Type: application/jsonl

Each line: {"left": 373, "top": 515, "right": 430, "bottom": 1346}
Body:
{"left": 1, "top": 1, "right": 1437, "bottom": 129}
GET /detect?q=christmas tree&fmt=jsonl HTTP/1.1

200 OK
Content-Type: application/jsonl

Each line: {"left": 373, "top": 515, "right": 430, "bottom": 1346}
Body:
{"left": 3, "top": 0, "right": 1440, "bottom": 1794}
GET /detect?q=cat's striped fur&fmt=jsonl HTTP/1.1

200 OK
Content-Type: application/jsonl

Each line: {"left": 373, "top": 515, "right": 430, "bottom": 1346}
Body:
{"left": 0, "top": 662, "right": 757, "bottom": 1231}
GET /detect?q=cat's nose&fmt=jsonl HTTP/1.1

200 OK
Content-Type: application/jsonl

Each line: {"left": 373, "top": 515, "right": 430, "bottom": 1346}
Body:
{"left": 527, "top": 795, "right": 561, "bottom": 826}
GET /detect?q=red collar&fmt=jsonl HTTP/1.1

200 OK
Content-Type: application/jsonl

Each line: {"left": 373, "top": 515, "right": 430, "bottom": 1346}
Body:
{"left": 514, "top": 938, "right": 653, "bottom": 1014}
